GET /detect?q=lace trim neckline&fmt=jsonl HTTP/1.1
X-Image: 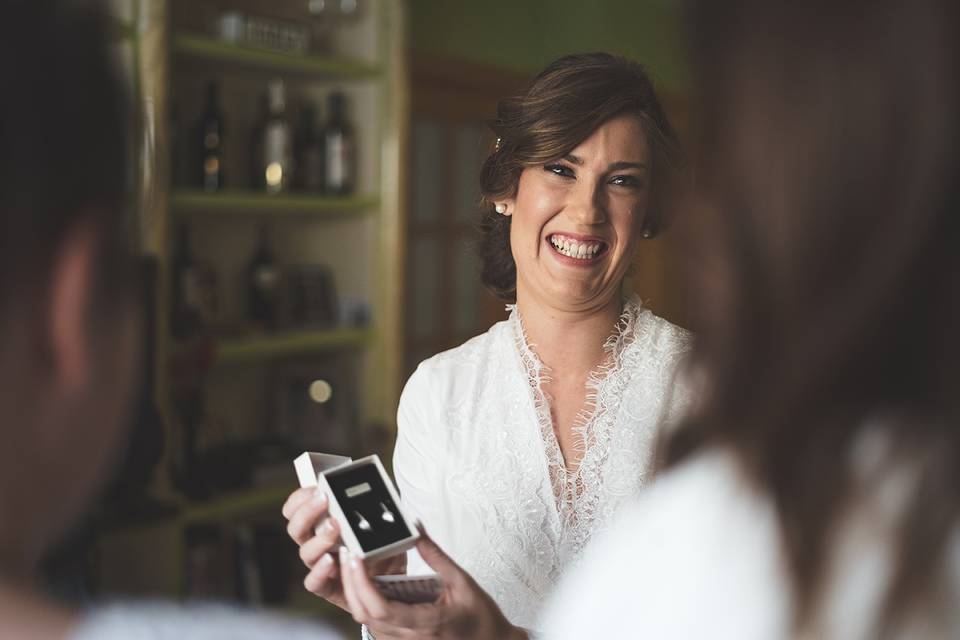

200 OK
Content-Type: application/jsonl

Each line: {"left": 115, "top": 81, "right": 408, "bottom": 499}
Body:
{"left": 506, "top": 296, "right": 645, "bottom": 530}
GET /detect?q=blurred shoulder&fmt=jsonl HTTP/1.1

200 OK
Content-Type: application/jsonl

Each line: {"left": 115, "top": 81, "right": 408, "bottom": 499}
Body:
{"left": 541, "top": 450, "right": 788, "bottom": 639}
{"left": 70, "top": 603, "right": 341, "bottom": 640}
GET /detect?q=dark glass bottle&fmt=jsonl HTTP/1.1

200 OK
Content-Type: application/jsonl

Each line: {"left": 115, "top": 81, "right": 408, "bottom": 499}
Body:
{"left": 323, "top": 91, "right": 355, "bottom": 195}
{"left": 197, "top": 81, "right": 224, "bottom": 192}
{"left": 171, "top": 223, "right": 203, "bottom": 339}
{"left": 249, "top": 91, "right": 268, "bottom": 189}
{"left": 252, "top": 79, "right": 291, "bottom": 194}
{"left": 294, "top": 102, "right": 324, "bottom": 192}
{"left": 246, "top": 226, "right": 281, "bottom": 331}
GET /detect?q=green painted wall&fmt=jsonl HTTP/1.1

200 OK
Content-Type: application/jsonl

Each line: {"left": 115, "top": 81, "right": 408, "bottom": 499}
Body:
{"left": 407, "top": 0, "right": 689, "bottom": 91}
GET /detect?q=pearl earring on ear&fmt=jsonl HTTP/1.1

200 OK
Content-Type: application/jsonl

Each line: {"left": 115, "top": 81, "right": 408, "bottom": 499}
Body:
{"left": 495, "top": 203, "right": 507, "bottom": 214}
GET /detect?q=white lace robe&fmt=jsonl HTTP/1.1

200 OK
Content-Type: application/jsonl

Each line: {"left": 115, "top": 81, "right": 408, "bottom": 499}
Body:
{"left": 393, "top": 297, "right": 692, "bottom": 629}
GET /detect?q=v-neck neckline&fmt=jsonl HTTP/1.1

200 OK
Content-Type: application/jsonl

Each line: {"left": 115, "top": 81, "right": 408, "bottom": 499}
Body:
{"left": 507, "top": 298, "right": 643, "bottom": 527}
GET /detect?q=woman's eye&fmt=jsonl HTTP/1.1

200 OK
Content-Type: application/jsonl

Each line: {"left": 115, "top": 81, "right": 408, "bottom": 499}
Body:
{"left": 544, "top": 163, "right": 575, "bottom": 178}
{"left": 610, "top": 175, "right": 642, "bottom": 188}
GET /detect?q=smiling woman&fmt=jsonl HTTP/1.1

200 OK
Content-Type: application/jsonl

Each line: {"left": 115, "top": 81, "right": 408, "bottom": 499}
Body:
{"left": 283, "top": 52, "right": 693, "bottom": 638}
{"left": 480, "top": 52, "right": 683, "bottom": 303}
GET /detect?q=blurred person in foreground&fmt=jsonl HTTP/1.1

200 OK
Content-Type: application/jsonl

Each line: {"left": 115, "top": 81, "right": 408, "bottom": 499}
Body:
{"left": 539, "top": 0, "right": 960, "bottom": 637}
{"left": 0, "top": 3, "right": 342, "bottom": 638}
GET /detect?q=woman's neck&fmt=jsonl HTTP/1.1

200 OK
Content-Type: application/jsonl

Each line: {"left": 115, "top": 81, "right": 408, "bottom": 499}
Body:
{"left": 515, "top": 292, "right": 624, "bottom": 375}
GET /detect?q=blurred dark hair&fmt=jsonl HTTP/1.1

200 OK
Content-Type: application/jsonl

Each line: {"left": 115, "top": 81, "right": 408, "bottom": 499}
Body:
{"left": 0, "top": 1, "right": 134, "bottom": 320}
{"left": 478, "top": 52, "right": 684, "bottom": 302}
{"left": 669, "top": 0, "right": 959, "bottom": 632}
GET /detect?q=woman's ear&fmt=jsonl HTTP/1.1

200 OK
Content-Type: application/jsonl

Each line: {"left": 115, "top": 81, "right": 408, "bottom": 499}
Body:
{"left": 48, "top": 222, "right": 98, "bottom": 393}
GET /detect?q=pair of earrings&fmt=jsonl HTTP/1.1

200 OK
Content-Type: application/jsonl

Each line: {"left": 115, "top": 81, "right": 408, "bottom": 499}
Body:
{"left": 354, "top": 502, "right": 396, "bottom": 532}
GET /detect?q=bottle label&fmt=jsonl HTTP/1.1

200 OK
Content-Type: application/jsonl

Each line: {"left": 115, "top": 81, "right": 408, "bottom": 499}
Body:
{"left": 326, "top": 133, "right": 352, "bottom": 191}
{"left": 264, "top": 122, "right": 290, "bottom": 193}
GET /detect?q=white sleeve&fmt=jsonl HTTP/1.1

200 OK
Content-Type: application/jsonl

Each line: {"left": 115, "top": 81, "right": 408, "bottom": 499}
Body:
{"left": 70, "top": 603, "right": 342, "bottom": 640}
{"left": 393, "top": 362, "right": 447, "bottom": 575}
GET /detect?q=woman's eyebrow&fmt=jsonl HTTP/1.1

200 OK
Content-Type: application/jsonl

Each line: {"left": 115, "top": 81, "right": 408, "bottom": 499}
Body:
{"left": 608, "top": 161, "right": 649, "bottom": 171}
{"left": 562, "top": 154, "right": 649, "bottom": 172}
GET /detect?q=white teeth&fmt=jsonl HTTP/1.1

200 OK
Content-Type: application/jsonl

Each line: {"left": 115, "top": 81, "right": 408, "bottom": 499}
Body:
{"left": 549, "top": 236, "right": 603, "bottom": 260}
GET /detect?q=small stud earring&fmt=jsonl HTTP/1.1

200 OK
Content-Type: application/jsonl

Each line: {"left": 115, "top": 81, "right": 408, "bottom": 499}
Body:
{"left": 642, "top": 228, "right": 653, "bottom": 239}
{"left": 355, "top": 511, "right": 372, "bottom": 532}
{"left": 495, "top": 203, "right": 507, "bottom": 214}
{"left": 380, "top": 502, "right": 395, "bottom": 524}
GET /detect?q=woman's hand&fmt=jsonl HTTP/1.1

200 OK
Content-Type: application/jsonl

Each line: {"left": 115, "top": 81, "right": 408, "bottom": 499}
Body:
{"left": 339, "top": 525, "right": 527, "bottom": 640}
{"left": 282, "top": 487, "right": 406, "bottom": 612}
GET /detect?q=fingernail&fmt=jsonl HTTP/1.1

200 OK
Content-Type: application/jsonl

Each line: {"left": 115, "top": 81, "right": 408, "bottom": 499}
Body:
{"left": 349, "top": 552, "right": 360, "bottom": 570}
{"left": 319, "top": 553, "right": 333, "bottom": 568}
{"left": 338, "top": 546, "right": 348, "bottom": 565}
{"left": 313, "top": 491, "right": 327, "bottom": 506}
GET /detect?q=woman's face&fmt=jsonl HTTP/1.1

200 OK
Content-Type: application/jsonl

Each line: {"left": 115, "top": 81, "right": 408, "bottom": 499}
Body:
{"left": 506, "top": 115, "right": 651, "bottom": 313}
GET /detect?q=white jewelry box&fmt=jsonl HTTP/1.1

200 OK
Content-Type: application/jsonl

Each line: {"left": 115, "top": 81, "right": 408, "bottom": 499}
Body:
{"left": 293, "top": 452, "right": 419, "bottom": 562}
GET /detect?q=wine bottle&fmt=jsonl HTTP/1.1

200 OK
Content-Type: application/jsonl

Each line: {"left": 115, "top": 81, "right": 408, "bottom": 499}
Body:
{"left": 171, "top": 223, "right": 203, "bottom": 339}
{"left": 294, "top": 102, "right": 324, "bottom": 192}
{"left": 253, "top": 79, "right": 291, "bottom": 194}
{"left": 323, "top": 91, "right": 355, "bottom": 195}
{"left": 197, "top": 81, "right": 225, "bottom": 192}
{"left": 246, "top": 226, "right": 281, "bottom": 331}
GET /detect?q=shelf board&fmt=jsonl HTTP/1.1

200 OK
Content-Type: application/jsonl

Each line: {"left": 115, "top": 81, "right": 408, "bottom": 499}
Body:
{"left": 171, "top": 190, "right": 379, "bottom": 217}
{"left": 179, "top": 484, "right": 292, "bottom": 525}
{"left": 213, "top": 327, "right": 371, "bottom": 365}
{"left": 173, "top": 33, "right": 381, "bottom": 78}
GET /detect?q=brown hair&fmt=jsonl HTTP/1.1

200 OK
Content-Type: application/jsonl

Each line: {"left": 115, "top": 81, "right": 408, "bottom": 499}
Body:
{"left": 477, "top": 52, "right": 683, "bottom": 302}
{"left": 670, "top": 0, "right": 959, "bottom": 633}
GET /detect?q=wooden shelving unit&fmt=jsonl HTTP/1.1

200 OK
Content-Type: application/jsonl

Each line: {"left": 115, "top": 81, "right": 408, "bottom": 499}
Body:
{"left": 94, "top": 0, "right": 408, "bottom": 625}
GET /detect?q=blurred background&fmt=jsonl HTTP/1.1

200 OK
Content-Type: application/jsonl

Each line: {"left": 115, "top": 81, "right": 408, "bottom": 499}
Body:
{"left": 57, "top": 0, "right": 691, "bottom": 633}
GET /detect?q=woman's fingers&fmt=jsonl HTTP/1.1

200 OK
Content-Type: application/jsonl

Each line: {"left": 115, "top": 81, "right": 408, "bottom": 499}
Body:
{"left": 341, "top": 548, "right": 438, "bottom": 632}
{"left": 340, "top": 547, "right": 371, "bottom": 622}
{"left": 298, "top": 517, "right": 341, "bottom": 567}
{"left": 286, "top": 491, "right": 328, "bottom": 545}
{"left": 281, "top": 486, "right": 315, "bottom": 520}
{"left": 303, "top": 552, "right": 339, "bottom": 597}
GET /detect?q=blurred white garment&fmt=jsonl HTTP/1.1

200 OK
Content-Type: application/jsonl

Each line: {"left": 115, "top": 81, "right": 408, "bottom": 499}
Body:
{"left": 394, "top": 296, "right": 691, "bottom": 629}
{"left": 70, "top": 603, "right": 345, "bottom": 640}
{"left": 540, "top": 445, "right": 960, "bottom": 639}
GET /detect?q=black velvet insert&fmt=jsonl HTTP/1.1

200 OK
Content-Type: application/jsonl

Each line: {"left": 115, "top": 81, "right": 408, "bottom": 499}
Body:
{"left": 327, "top": 462, "right": 411, "bottom": 552}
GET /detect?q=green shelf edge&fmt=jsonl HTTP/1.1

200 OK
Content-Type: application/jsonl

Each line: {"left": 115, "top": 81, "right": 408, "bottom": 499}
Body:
{"left": 171, "top": 190, "right": 379, "bottom": 216}
{"left": 215, "top": 327, "right": 372, "bottom": 364}
{"left": 173, "top": 33, "right": 381, "bottom": 78}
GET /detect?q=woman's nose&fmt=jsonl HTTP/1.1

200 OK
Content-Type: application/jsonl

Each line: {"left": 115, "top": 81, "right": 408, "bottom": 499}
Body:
{"left": 565, "top": 181, "right": 607, "bottom": 226}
